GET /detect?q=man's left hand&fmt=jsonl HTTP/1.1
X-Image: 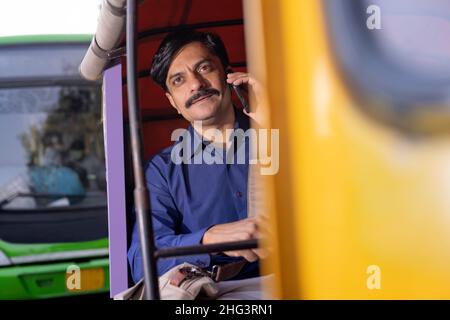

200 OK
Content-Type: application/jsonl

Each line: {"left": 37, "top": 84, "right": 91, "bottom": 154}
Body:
{"left": 226, "top": 72, "right": 267, "bottom": 127}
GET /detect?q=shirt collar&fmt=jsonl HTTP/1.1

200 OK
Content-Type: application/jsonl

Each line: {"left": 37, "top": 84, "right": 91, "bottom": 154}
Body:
{"left": 182, "top": 107, "right": 250, "bottom": 160}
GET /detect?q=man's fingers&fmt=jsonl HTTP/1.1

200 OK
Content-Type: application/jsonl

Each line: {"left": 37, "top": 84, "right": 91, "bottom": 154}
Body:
{"left": 226, "top": 72, "right": 247, "bottom": 79}
{"left": 228, "top": 77, "right": 249, "bottom": 86}
{"left": 223, "top": 249, "right": 257, "bottom": 262}
{"left": 243, "top": 250, "right": 259, "bottom": 262}
{"left": 231, "top": 250, "right": 259, "bottom": 262}
{"left": 227, "top": 72, "right": 259, "bottom": 88}
{"left": 252, "top": 247, "right": 269, "bottom": 260}
{"left": 226, "top": 73, "right": 247, "bottom": 81}
{"left": 226, "top": 72, "right": 249, "bottom": 85}
{"left": 237, "top": 217, "right": 269, "bottom": 239}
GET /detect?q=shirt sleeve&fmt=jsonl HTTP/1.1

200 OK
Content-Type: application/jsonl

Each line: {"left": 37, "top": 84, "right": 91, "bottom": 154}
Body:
{"left": 127, "top": 158, "right": 211, "bottom": 284}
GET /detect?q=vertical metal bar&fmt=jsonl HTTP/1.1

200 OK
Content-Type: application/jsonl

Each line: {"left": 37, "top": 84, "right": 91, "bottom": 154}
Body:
{"left": 126, "top": 0, "right": 160, "bottom": 300}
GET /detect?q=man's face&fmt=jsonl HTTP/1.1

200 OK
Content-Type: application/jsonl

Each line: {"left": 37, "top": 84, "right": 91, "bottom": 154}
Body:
{"left": 165, "top": 42, "right": 231, "bottom": 125}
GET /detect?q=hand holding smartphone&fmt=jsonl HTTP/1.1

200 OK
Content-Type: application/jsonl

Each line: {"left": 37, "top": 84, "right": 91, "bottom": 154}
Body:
{"left": 226, "top": 68, "right": 250, "bottom": 113}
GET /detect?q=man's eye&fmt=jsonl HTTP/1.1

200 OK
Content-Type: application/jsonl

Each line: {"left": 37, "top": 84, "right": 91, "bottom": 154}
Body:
{"left": 172, "top": 76, "right": 183, "bottom": 86}
{"left": 198, "top": 64, "right": 211, "bottom": 73}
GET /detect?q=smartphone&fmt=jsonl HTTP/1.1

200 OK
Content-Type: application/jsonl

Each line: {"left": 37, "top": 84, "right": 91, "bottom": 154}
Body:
{"left": 232, "top": 84, "right": 250, "bottom": 113}
{"left": 227, "top": 68, "right": 250, "bottom": 113}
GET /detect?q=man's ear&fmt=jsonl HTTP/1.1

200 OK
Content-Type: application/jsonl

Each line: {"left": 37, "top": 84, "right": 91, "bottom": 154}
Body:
{"left": 165, "top": 92, "right": 180, "bottom": 114}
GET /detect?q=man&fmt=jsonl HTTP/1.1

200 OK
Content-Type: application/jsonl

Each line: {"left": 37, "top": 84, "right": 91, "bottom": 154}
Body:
{"left": 127, "top": 30, "right": 265, "bottom": 285}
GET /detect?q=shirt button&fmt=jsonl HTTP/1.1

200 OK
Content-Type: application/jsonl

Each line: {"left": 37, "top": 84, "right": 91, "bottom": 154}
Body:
{"left": 235, "top": 191, "right": 242, "bottom": 198}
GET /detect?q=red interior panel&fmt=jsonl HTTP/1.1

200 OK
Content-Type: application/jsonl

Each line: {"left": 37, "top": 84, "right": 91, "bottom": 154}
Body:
{"left": 122, "top": 0, "right": 246, "bottom": 159}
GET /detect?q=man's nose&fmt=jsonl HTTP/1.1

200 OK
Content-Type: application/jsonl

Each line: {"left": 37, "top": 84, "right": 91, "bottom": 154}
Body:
{"left": 188, "top": 72, "right": 208, "bottom": 92}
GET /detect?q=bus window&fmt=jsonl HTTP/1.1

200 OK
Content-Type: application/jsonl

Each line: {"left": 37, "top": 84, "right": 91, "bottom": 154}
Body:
{"left": 0, "top": 85, "right": 106, "bottom": 209}
{"left": 0, "top": 41, "right": 108, "bottom": 247}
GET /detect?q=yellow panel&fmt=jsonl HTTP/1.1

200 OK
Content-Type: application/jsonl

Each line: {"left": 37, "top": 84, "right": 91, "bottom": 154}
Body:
{"left": 244, "top": 0, "right": 450, "bottom": 299}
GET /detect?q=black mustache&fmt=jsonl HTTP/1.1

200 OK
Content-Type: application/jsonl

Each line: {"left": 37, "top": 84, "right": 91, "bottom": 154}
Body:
{"left": 185, "top": 88, "right": 220, "bottom": 108}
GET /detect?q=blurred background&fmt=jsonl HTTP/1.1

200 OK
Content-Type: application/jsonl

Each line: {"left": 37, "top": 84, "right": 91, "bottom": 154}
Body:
{"left": 0, "top": 0, "right": 109, "bottom": 299}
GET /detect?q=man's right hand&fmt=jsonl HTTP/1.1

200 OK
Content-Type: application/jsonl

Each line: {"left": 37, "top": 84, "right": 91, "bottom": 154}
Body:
{"left": 201, "top": 217, "right": 268, "bottom": 262}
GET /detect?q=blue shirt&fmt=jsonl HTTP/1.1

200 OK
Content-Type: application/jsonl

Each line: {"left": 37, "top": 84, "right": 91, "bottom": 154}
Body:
{"left": 128, "top": 108, "right": 260, "bottom": 283}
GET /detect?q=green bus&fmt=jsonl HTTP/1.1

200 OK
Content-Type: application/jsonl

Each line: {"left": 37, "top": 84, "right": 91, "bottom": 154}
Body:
{"left": 0, "top": 35, "right": 109, "bottom": 299}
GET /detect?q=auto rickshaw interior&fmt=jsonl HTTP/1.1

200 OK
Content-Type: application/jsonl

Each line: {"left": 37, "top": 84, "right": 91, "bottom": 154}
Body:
{"left": 113, "top": 0, "right": 249, "bottom": 288}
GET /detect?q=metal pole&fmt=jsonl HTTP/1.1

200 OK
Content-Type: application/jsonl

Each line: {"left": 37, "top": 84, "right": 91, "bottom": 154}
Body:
{"left": 126, "top": 0, "right": 160, "bottom": 300}
{"left": 155, "top": 239, "right": 259, "bottom": 259}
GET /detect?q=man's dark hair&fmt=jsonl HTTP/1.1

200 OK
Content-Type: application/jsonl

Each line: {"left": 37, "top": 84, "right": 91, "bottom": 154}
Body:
{"left": 150, "top": 30, "right": 230, "bottom": 91}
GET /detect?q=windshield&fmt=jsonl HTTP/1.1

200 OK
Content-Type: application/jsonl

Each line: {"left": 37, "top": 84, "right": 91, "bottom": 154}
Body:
{"left": 0, "top": 44, "right": 106, "bottom": 210}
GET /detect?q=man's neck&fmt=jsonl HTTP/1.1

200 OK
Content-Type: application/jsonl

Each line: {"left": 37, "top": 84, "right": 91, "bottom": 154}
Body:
{"left": 192, "top": 105, "right": 236, "bottom": 147}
